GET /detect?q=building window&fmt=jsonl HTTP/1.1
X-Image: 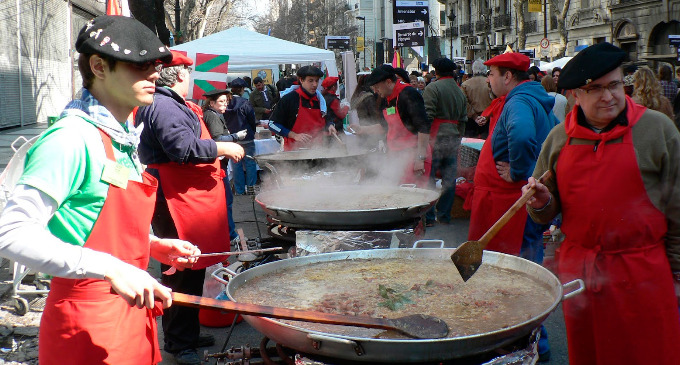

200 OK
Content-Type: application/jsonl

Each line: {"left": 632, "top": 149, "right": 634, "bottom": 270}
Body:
{"left": 441, "top": 10, "right": 447, "bottom": 25}
{"left": 581, "top": 0, "right": 590, "bottom": 8}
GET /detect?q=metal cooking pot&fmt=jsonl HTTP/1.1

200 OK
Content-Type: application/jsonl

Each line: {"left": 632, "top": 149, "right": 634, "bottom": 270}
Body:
{"left": 255, "top": 185, "right": 440, "bottom": 228}
{"left": 222, "top": 248, "right": 584, "bottom": 363}
{"left": 253, "top": 148, "right": 374, "bottom": 172}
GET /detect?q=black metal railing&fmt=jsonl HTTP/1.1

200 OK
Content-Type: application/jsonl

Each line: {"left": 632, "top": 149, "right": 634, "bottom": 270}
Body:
{"left": 451, "top": 26, "right": 459, "bottom": 37}
{"left": 460, "top": 23, "right": 473, "bottom": 35}
{"left": 526, "top": 19, "right": 538, "bottom": 33}
{"left": 493, "top": 14, "right": 511, "bottom": 28}
{"left": 475, "top": 19, "right": 490, "bottom": 32}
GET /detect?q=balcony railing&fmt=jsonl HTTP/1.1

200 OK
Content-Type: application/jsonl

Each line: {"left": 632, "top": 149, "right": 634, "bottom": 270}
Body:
{"left": 475, "top": 19, "right": 490, "bottom": 32}
{"left": 493, "top": 14, "right": 511, "bottom": 28}
{"left": 526, "top": 19, "right": 538, "bottom": 33}
{"left": 460, "top": 23, "right": 473, "bottom": 35}
{"left": 451, "top": 26, "right": 459, "bottom": 37}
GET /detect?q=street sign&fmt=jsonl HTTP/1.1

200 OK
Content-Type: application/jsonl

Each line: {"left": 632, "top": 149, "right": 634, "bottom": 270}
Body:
{"left": 528, "top": 0, "right": 542, "bottom": 12}
{"left": 356, "top": 37, "right": 365, "bottom": 52}
{"left": 669, "top": 35, "right": 680, "bottom": 46}
{"left": 393, "top": 22, "right": 425, "bottom": 48}
{"left": 539, "top": 38, "right": 550, "bottom": 56}
{"left": 393, "top": 1, "right": 429, "bottom": 24}
{"left": 519, "top": 49, "right": 536, "bottom": 59}
{"left": 325, "top": 36, "right": 351, "bottom": 50}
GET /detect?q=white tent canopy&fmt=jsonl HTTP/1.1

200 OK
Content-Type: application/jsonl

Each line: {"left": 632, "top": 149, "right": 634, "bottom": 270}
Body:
{"left": 540, "top": 57, "right": 573, "bottom": 72}
{"left": 172, "top": 27, "right": 338, "bottom": 98}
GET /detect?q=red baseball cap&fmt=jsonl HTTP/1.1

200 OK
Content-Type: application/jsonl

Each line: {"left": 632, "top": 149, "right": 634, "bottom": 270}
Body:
{"left": 321, "top": 76, "right": 339, "bottom": 89}
{"left": 484, "top": 53, "right": 530, "bottom": 72}
{"left": 165, "top": 50, "right": 194, "bottom": 67}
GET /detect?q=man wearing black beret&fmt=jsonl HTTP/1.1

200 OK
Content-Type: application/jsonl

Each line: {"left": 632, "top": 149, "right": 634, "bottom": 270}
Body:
{"left": 422, "top": 57, "right": 467, "bottom": 225}
{"left": 268, "top": 65, "right": 336, "bottom": 150}
{"left": 0, "top": 15, "right": 202, "bottom": 364}
{"left": 353, "top": 64, "right": 432, "bottom": 187}
{"left": 137, "top": 51, "right": 245, "bottom": 365}
{"left": 525, "top": 42, "right": 680, "bottom": 365}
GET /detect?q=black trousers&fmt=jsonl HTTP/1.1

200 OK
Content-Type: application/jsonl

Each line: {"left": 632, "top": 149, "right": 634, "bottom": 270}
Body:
{"left": 152, "top": 196, "right": 206, "bottom": 353}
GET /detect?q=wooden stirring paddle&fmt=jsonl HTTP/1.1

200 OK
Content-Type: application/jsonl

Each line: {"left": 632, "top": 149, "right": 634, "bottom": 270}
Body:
{"left": 171, "top": 292, "right": 449, "bottom": 339}
{"left": 451, "top": 170, "right": 551, "bottom": 282}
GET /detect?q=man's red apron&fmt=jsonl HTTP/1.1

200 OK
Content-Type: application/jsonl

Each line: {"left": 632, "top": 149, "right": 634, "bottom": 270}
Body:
{"left": 383, "top": 82, "right": 432, "bottom": 187}
{"left": 40, "top": 130, "right": 162, "bottom": 365}
{"left": 428, "top": 77, "right": 459, "bottom": 142}
{"left": 148, "top": 102, "right": 229, "bottom": 269}
{"left": 283, "top": 88, "right": 325, "bottom": 151}
{"left": 557, "top": 99, "right": 680, "bottom": 365}
{"left": 467, "top": 95, "right": 526, "bottom": 255}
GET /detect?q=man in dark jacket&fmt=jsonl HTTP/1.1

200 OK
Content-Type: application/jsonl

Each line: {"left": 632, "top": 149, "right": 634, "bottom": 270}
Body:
{"left": 249, "top": 76, "right": 279, "bottom": 121}
{"left": 136, "top": 51, "right": 244, "bottom": 365}
{"left": 268, "top": 66, "right": 336, "bottom": 150}
{"left": 225, "top": 78, "right": 258, "bottom": 195}
{"left": 321, "top": 76, "right": 349, "bottom": 135}
{"left": 422, "top": 58, "right": 468, "bottom": 225}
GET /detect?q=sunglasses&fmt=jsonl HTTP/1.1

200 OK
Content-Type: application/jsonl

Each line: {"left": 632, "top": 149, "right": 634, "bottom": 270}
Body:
{"left": 131, "top": 60, "right": 163, "bottom": 72}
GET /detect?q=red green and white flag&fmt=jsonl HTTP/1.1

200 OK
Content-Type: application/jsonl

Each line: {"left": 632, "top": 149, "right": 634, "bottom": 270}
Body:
{"left": 195, "top": 53, "right": 230, "bottom": 73}
{"left": 192, "top": 80, "right": 227, "bottom": 100}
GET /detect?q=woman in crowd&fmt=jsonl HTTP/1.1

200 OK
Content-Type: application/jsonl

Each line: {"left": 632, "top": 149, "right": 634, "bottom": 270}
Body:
{"left": 540, "top": 75, "right": 568, "bottom": 123}
{"left": 632, "top": 67, "right": 674, "bottom": 120}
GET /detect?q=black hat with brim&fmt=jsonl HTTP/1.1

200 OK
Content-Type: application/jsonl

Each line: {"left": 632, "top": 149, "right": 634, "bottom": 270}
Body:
{"left": 365, "top": 65, "right": 396, "bottom": 86}
{"left": 297, "top": 66, "right": 324, "bottom": 78}
{"left": 76, "top": 15, "right": 172, "bottom": 64}
{"left": 203, "top": 89, "right": 231, "bottom": 98}
{"left": 558, "top": 42, "right": 628, "bottom": 90}
{"left": 230, "top": 78, "right": 247, "bottom": 88}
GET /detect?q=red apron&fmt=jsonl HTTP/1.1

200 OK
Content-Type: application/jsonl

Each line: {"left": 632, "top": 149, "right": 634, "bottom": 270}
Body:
{"left": 467, "top": 95, "right": 526, "bottom": 255}
{"left": 148, "top": 102, "right": 229, "bottom": 269}
{"left": 428, "top": 77, "right": 459, "bottom": 142}
{"left": 283, "top": 88, "right": 325, "bottom": 151}
{"left": 40, "top": 130, "right": 162, "bottom": 365}
{"left": 557, "top": 99, "right": 680, "bottom": 365}
{"left": 383, "top": 82, "right": 432, "bottom": 187}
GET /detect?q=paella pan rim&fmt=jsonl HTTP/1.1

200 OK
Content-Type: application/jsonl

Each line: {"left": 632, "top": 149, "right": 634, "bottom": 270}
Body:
{"left": 227, "top": 248, "right": 564, "bottom": 344}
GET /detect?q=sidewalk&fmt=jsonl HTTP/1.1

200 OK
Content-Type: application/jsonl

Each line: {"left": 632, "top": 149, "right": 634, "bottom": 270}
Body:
{"left": 0, "top": 123, "right": 48, "bottom": 170}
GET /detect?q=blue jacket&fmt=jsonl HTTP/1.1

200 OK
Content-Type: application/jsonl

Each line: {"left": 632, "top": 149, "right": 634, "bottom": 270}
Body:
{"left": 224, "top": 96, "right": 257, "bottom": 142}
{"left": 136, "top": 86, "right": 217, "bottom": 165}
{"left": 492, "top": 81, "right": 559, "bottom": 182}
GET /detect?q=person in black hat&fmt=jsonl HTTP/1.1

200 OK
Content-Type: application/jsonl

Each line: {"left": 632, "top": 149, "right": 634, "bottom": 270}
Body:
{"left": 352, "top": 64, "right": 432, "bottom": 187}
{"left": 268, "top": 65, "right": 336, "bottom": 150}
{"left": 225, "top": 78, "right": 258, "bottom": 195}
{"left": 137, "top": 51, "right": 245, "bottom": 365}
{"left": 0, "top": 15, "right": 201, "bottom": 364}
{"left": 524, "top": 42, "right": 680, "bottom": 365}
{"left": 421, "top": 57, "right": 468, "bottom": 225}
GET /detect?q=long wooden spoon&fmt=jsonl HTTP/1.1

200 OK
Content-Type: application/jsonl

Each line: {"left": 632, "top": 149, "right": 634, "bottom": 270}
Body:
{"left": 451, "top": 170, "right": 551, "bottom": 282}
{"left": 171, "top": 292, "right": 449, "bottom": 339}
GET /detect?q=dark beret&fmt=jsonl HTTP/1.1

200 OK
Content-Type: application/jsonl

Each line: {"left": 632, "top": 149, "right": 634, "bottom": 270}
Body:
{"left": 558, "top": 42, "right": 628, "bottom": 90}
{"left": 394, "top": 68, "right": 411, "bottom": 83}
{"left": 484, "top": 53, "right": 530, "bottom": 72}
{"left": 203, "top": 88, "right": 230, "bottom": 98}
{"left": 230, "top": 78, "right": 247, "bottom": 88}
{"left": 365, "top": 65, "right": 397, "bottom": 86}
{"left": 432, "top": 58, "right": 456, "bottom": 73}
{"left": 297, "top": 66, "right": 324, "bottom": 78}
{"left": 253, "top": 77, "right": 263, "bottom": 84}
{"left": 76, "top": 15, "right": 172, "bottom": 64}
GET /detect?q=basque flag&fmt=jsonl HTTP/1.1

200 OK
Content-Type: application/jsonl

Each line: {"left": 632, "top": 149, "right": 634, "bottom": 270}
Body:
{"left": 195, "top": 53, "right": 230, "bottom": 73}
{"left": 192, "top": 80, "right": 228, "bottom": 100}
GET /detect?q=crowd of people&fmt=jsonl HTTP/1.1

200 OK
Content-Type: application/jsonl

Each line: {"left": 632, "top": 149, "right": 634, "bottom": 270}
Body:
{"left": 0, "top": 13, "right": 679, "bottom": 365}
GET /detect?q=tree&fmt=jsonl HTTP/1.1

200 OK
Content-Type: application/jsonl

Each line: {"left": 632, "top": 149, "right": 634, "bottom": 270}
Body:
{"left": 514, "top": 0, "right": 528, "bottom": 51}
{"left": 160, "top": 0, "right": 256, "bottom": 43}
{"left": 549, "top": 0, "right": 571, "bottom": 57}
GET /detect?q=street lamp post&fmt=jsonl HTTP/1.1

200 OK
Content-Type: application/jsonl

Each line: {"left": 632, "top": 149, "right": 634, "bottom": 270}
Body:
{"left": 356, "top": 16, "right": 366, "bottom": 69}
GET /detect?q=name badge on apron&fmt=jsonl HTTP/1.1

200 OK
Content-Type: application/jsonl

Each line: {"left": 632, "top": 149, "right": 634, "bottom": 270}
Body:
{"left": 386, "top": 107, "right": 396, "bottom": 115}
{"left": 101, "top": 160, "right": 130, "bottom": 189}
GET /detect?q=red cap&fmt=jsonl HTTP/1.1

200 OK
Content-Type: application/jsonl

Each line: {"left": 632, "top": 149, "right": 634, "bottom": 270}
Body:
{"left": 484, "top": 53, "right": 530, "bottom": 72}
{"left": 165, "top": 50, "right": 194, "bottom": 67}
{"left": 321, "top": 76, "right": 339, "bottom": 89}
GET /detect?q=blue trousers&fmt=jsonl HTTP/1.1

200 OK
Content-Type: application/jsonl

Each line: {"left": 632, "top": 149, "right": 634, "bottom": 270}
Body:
{"left": 232, "top": 142, "right": 257, "bottom": 194}
{"left": 426, "top": 135, "right": 460, "bottom": 223}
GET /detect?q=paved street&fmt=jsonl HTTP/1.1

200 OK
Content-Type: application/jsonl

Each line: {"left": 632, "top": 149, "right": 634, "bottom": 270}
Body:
{"left": 0, "top": 123, "right": 569, "bottom": 364}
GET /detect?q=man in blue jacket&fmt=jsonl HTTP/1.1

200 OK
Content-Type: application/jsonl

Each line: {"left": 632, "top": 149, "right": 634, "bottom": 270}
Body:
{"left": 467, "top": 52, "right": 558, "bottom": 361}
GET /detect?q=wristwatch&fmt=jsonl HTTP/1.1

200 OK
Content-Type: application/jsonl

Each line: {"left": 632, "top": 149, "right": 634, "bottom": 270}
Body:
{"left": 417, "top": 155, "right": 426, "bottom": 161}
